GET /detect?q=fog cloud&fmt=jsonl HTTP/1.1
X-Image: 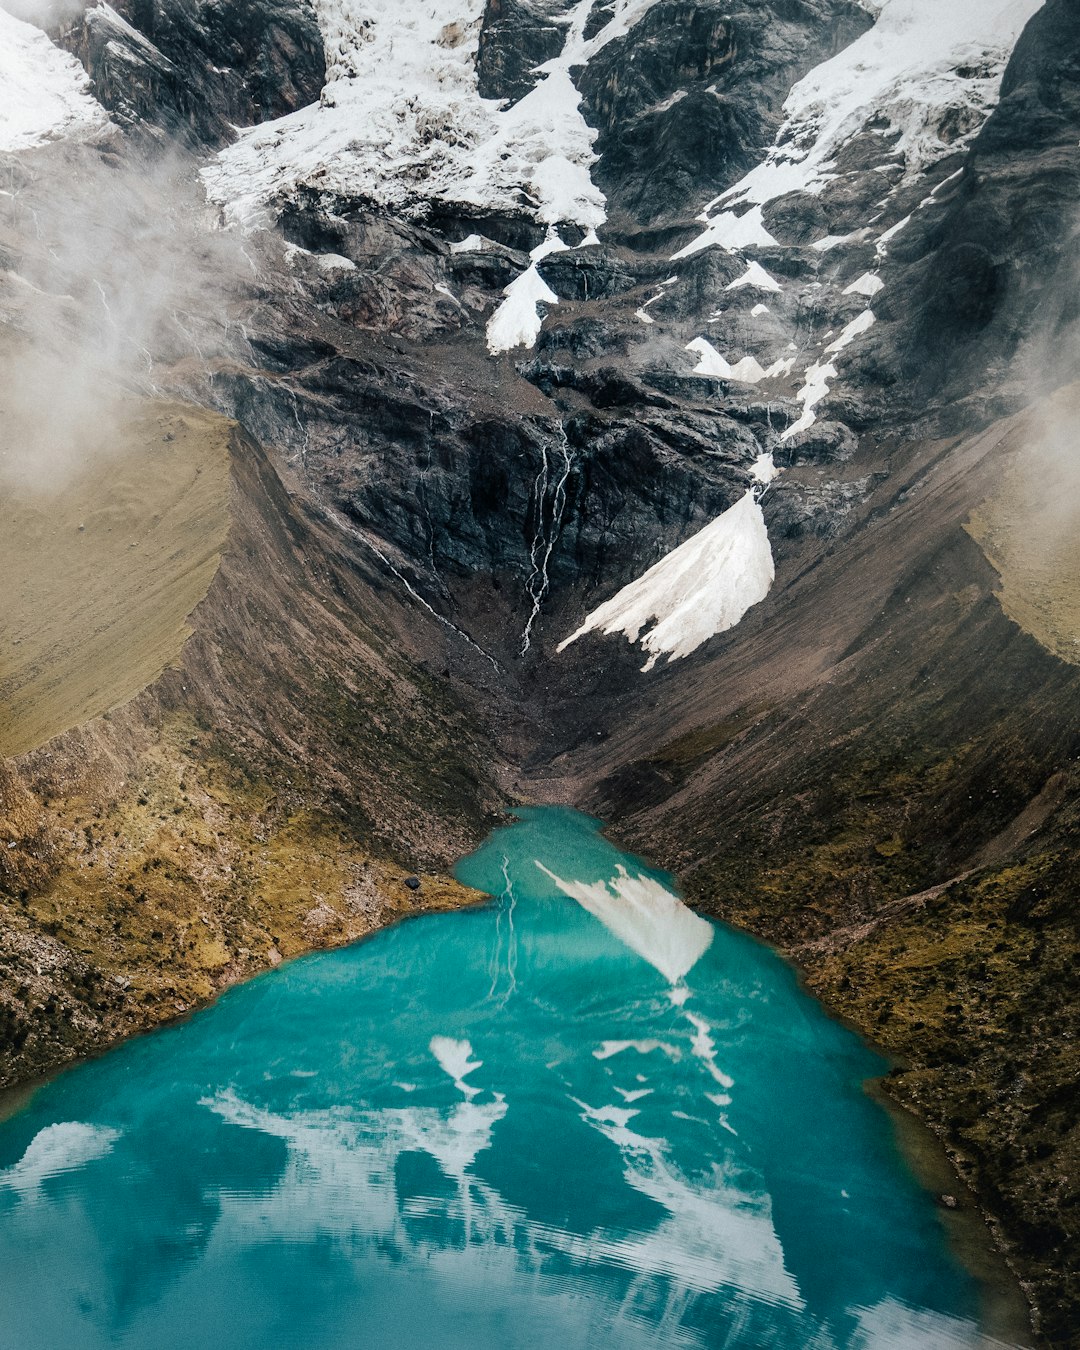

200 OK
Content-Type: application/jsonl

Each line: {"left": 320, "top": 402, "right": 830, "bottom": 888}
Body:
{"left": 0, "top": 138, "right": 252, "bottom": 492}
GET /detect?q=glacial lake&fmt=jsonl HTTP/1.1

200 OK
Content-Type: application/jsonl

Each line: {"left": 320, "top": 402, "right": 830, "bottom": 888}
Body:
{"left": 0, "top": 807, "right": 1009, "bottom": 1348}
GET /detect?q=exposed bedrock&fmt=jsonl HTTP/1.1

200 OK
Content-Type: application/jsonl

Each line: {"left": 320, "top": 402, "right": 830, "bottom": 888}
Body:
{"left": 576, "top": 0, "right": 872, "bottom": 230}
{"left": 476, "top": 0, "right": 569, "bottom": 103}
{"left": 44, "top": 0, "right": 326, "bottom": 147}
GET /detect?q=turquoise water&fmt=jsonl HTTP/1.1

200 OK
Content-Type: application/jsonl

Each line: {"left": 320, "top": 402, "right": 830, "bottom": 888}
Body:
{"left": 0, "top": 807, "right": 1000, "bottom": 1349}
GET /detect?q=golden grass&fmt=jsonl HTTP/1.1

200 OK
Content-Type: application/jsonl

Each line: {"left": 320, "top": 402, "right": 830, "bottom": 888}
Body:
{"left": 0, "top": 401, "right": 231, "bottom": 756}
{"left": 966, "top": 382, "right": 1080, "bottom": 667}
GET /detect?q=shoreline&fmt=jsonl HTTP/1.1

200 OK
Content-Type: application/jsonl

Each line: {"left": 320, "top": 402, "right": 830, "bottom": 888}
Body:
{"left": 0, "top": 867, "right": 489, "bottom": 1105}
{"left": 1, "top": 805, "right": 1042, "bottom": 1346}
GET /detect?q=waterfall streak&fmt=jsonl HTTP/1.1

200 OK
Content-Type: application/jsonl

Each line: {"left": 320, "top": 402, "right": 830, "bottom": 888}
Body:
{"left": 323, "top": 505, "right": 501, "bottom": 672}
{"left": 521, "top": 429, "right": 575, "bottom": 655}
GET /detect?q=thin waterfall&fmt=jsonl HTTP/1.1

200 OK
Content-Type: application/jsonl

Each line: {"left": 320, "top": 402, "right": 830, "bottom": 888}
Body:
{"left": 520, "top": 425, "right": 575, "bottom": 656}
{"left": 418, "top": 427, "right": 445, "bottom": 592}
{"left": 323, "top": 503, "right": 501, "bottom": 672}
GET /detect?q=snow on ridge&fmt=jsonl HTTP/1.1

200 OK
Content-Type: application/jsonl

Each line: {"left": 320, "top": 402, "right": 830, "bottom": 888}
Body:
{"left": 688, "top": 0, "right": 1040, "bottom": 230}
{"left": 0, "top": 10, "right": 109, "bottom": 153}
{"left": 557, "top": 488, "right": 775, "bottom": 671}
{"left": 204, "top": 0, "right": 664, "bottom": 232}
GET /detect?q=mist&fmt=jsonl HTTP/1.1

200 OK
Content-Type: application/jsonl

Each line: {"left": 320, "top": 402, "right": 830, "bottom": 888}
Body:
{"left": 0, "top": 136, "right": 253, "bottom": 494}
{"left": 0, "top": 0, "right": 89, "bottom": 30}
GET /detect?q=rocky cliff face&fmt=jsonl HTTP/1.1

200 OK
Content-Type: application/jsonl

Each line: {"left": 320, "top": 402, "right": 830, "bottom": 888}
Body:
{"left": 49, "top": 0, "right": 325, "bottom": 146}
{"left": 2, "top": 0, "right": 1079, "bottom": 1342}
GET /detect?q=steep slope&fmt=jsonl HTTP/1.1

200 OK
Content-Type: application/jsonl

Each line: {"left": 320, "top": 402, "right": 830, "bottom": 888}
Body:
{"left": 0, "top": 399, "right": 230, "bottom": 758}
{"left": 0, "top": 131, "right": 502, "bottom": 1091}
{"left": 0, "top": 406, "right": 500, "bottom": 1092}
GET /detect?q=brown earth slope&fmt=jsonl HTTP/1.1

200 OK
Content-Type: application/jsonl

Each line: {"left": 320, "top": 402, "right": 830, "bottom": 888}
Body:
{"left": 0, "top": 405, "right": 503, "bottom": 1093}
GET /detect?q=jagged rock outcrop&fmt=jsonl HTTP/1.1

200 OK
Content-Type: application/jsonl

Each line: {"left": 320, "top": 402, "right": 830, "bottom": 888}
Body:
{"left": 51, "top": 0, "right": 325, "bottom": 147}
{"left": 577, "top": 0, "right": 872, "bottom": 231}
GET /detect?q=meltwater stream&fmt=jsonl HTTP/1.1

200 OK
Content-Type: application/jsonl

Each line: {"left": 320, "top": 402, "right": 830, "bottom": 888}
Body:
{"left": 0, "top": 808, "right": 1008, "bottom": 1350}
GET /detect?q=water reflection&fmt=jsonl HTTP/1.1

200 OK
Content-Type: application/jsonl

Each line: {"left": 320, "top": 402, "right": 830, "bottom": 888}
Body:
{"left": 0, "top": 808, "right": 1017, "bottom": 1350}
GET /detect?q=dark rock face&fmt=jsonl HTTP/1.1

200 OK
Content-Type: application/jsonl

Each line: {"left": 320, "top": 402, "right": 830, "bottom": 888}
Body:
{"left": 873, "top": 0, "right": 1080, "bottom": 412}
{"left": 55, "top": 0, "right": 325, "bottom": 148}
{"left": 577, "top": 0, "right": 872, "bottom": 229}
{"left": 476, "top": 0, "right": 569, "bottom": 102}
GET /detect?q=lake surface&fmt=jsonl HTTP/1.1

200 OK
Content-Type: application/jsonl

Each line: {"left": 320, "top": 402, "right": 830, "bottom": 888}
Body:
{"left": 0, "top": 807, "right": 1009, "bottom": 1349}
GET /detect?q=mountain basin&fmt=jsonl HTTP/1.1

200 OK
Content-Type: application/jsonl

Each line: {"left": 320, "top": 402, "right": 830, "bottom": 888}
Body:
{"left": 0, "top": 807, "right": 1020, "bottom": 1349}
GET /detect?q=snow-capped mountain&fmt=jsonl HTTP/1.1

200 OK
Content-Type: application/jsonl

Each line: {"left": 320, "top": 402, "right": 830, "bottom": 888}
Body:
{"left": 2, "top": 2, "right": 1080, "bottom": 1342}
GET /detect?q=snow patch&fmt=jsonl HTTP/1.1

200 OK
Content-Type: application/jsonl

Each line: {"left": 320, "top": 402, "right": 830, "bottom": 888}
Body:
{"left": 725, "top": 260, "right": 782, "bottom": 293}
{"left": 811, "top": 234, "right": 851, "bottom": 252}
{"left": 486, "top": 262, "right": 559, "bottom": 353}
{"left": 781, "top": 311, "right": 875, "bottom": 439}
{"left": 449, "top": 233, "right": 490, "bottom": 253}
{"left": 875, "top": 212, "right": 912, "bottom": 256}
{"left": 557, "top": 489, "right": 775, "bottom": 670}
{"left": 824, "top": 307, "right": 876, "bottom": 354}
{"left": 0, "top": 11, "right": 109, "bottom": 152}
{"left": 685, "top": 338, "right": 767, "bottom": 385}
{"left": 672, "top": 205, "right": 777, "bottom": 260}
{"left": 486, "top": 229, "right": 585, "bottom": 353}
{"left": 750, "top": 452, "right": 779, "bottom": 485}
{"left": 764, "top": 356, "right": 797, "bottom": 379}
{"left": 782, "top": 360, "right": 837, "bottom": 441}
{"left": 843, "top": 271, "right": 885, "bottom": 297}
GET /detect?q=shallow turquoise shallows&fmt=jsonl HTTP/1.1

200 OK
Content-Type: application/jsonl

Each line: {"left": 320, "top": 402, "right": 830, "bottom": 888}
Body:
{"left": 0, "top": 807, "right": 997, "bottom": 1350}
